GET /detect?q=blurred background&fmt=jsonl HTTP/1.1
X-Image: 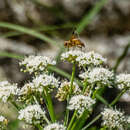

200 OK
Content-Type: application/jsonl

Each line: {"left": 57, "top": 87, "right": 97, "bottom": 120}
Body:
{"left": 0, "top": 0, "right": 130, "bottom": 129}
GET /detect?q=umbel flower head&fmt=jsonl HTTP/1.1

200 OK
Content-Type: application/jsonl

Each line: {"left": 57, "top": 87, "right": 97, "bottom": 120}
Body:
{"left": 0, "top": 81, "right": 18, "bottom": 103}
{"left": 0, "top": 115, "right": 8, "bottom": 129}
{"left": 44, "top": 123, "right": 66, "bottom": 130}
{"left": 79, "top": 67, "right": 114, "bottom": 88}
{"left": 76, "top": 51, "right": 106, "bottom": 67}
{"left": 68, "top": 95, "right": 95, "bottom": 115}
{"left": 116, "top": 74, "right": 130, "bottom": 90}
{"left": 19, "top": 55, "right": 56, "bottom": 74}
{"left": 61, "top": 50, "right": 106, "bottom": 67}
{"left": 56, "top": 81, "right": 81, "bottom": 101}
{"left": 61, "top": 50, "right": 84, "bottom": 63}
{"left": 19, "top": 74, "right": 59, "bottom": 95}
{"left": 101, "top": 108, "right": 128, "bottom": 130}
{"left": 18, "top": 104, "right": 46, "bottom": 124}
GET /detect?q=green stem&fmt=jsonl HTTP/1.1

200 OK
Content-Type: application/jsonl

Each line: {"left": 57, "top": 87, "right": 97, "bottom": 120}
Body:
{"left": 82, "top": 88, "right": 128, "bottom": 130}
{"left": 71, "top": 110, "right": 89, "bottom": 130}
{"left": 82, "top": 80, "right": 88, "bottom": 93}
{"left": 110, "top": 88, "right": 128, "bottom": 106}
{"left": 43, "top": 114, "right": 51, "bottom": 125}
{"left": 95, "top": 94, "right": 111, "bottom": 107}
{"left": 35, "top": 124, "right": 43, "bottom": 130}
{"left": 64, "top": 97, "right": 69, "bottom": 126}
{"left": 48, "top": 66, "right": 82, "bottom": 87}
{"left": 11, "top": 101, "right": 21, "bottom": 111}
{"left": 32, "top": 95, "right": 50, "bottom": 124}
{"left": 67, "top": 111, "right": 77, "bottom": 130}
{"left": 70, "top": 63, "right": 76, "bottom": 94}
{"left": 64, "top": 63, "right": 76, "bottom": 126}
{"left": 81, "top": 114, "right": 102, "bottom": 130}
{"left": 43, "top": 87, "right": 56, "bottom": 122}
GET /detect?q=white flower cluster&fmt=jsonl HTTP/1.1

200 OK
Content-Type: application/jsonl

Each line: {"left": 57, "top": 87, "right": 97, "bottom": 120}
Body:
{"left": 79, "top": 68, "right": 114, "bottom": 87}
{"left": 60, "top": 81, "right": 81, "bottom": 93}
{"left": 19, "top": 55, "right": 56, "bottom": 73}
{"left": 44, "top": 123, "right": 66, "bottom": 130}
{"left": 116, "top": 74, "right": 130, "bottom": 90}
{"left": 68, "top": 95, "right": 95, "bottom": 114}
{"left": 33, "top": 74, "right": 59, "bottom": 89}
{"left": 61, "top": 50, "right": 106, "bottom": 67}
{"left": 20, "top": 74, "right": 59, "bottom": 95}
{"left": 61, "top": 50, "right": 84, "bottom": 63}
{"left": 18, "top": 104, "right": 45, "bottom": 124}
{"left": 56, "top": 81, "right": 81, "bottom": 101}
{"left": 0, "top": 81, "right": 19, "bottom": 102}
{"left": 101, "top": 108, "right": 127, "bottom": 129}
{"left": 76, "top": 51, "right": 106, "bottom": 67}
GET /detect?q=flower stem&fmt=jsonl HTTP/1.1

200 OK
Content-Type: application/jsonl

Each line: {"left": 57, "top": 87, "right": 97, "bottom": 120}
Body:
{"left": 43, "top": 87, "right": 56, "bottom": 122}
{"left": 70, "top": 63, "right": 76, "bottom": 94}
{"left": 67, "top": 111, "right": 77, "bottom": 130}
{"left": 110, "top": 88, "right": 128, "bottom": 106}
{"left": 64, "top": 63, "right": 76, "bottom": 126}
{"left": 64, "top": 97, "right": 69, "bottom": 126}
{"left": 43, "top": 114, "right": 51, "bottom": 124}
{"left": 11, "top": 101, "right": 21, "bottom": 111}
{"left": 81, "top": 114, "right": 101, "bottom": 130}
{"left": 35, "top": 124, "right": 43, "bottom": 130}
{"left": 82, "top": 88, "right": 128, "bottom": 130}
{"left": 82, "top": 80, "right": 88, "bottom": 93}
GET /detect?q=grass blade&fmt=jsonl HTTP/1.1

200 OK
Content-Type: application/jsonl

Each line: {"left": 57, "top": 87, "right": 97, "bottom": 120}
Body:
{"left": 0, "top": 22, "right": 60, "bottom": 46}
{"left": 76, "top": 0, "right": 107, "bottom": 34}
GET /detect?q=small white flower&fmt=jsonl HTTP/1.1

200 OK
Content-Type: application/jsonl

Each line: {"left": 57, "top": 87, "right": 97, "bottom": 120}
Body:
{"left": 56, "top": 81, "right": 81, "bottom": 101}
{"left": 76, "top": 51, "right": 106, "bottom": 67}
{"left": 0, "top": 116, "right": 6, "bottom": 122}
{"left": 68, "top": 95, "right": 95, "bottom": 114}
{"left": 44, "top": 123, "right": 66, "bottom": 130}
{"left": 0, "top": 115, "right": 8, "bottom": 128}
{"left": 80, "top": 68, "right": 114, "bottom": 87}
{"left": 18, "top": 104, "right": 45, "bottom": 124}
{"left": 19, "top": 55, "right": 56, "bottom": 74}
{"left": 61, "top": 50, "right": 84, "bottom": 63}
{"left": 19, "top": 74, "right": 59, "bottom": 95}
{"left": 101, "top": 108, "right": 127, "bottom": 129}
{"left": 33, "top": 74, "right": 59, "bottom": 88}
{"left": 0, "top": 81, "right": 19, "bottom": 102}
{"left": 116, "top": 74, "right": 130, "bottom": 90}
{"left": 79, "top": 71, "right": 89, "bottom": 79}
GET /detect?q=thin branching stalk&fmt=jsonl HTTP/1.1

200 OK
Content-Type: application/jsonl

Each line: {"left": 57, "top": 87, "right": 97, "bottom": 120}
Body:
{"left": 64, "top": 63, "right": 76, "bottom": 126}
{"left": 110, "top": 88, "right": 128, "bottom": 106}
{"left": 82, "top": 88, "right": 128, "bottom": 130}
{"left": 70, "top": 63, "right": 76, "bottom": 94}
{"left": 67, "top": 111, "right": 77, "bottom": 130}
{"left": 10, "top": 101, "right": 21, "bottom": 111}
{"left": 81, "top": 114, "right": 102, "bottom": 130}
